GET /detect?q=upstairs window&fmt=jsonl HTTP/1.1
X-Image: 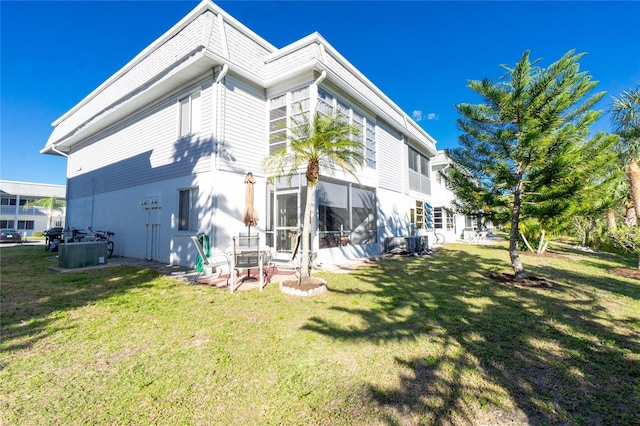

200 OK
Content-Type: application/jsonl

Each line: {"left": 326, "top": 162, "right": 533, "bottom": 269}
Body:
{"left": 317, "top": 89, "right": 376, "bottom": 169}
{"left": 408, "top": 147, "right": 431, "bottom": 195}
{"left": 179, "top": 90, "right": 201, "bottom": 137}
{"left": 269, "top": 95, "right": 287, "bottom": 153}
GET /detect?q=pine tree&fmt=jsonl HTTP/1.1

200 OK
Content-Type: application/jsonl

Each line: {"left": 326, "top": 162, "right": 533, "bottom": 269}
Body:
{"left": 447, "top": 50, "right": 608, "bottom": 280}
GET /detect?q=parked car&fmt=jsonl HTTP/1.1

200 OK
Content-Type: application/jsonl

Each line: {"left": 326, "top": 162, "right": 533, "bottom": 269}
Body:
{"left": 43, "top": 227, "right": 64, "bottom": 251}
{"left": 0, "top": 229, "right": 22, "bottom": 243}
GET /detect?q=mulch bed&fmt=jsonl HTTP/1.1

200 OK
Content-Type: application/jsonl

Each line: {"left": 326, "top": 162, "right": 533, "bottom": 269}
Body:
{"left": 282, "top": 276, "right": 327, "bottom": 291}
{"left": 488, "top": 272, "right": 557, "bottom": 288}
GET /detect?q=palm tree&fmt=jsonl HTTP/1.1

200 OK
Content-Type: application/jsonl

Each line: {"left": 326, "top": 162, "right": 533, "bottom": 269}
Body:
{"left": 24, "top": 196, "right": 65, "bottom": 230}
{"left": 264, "top": 110, "right": 364, "bottom": 279}
{"left": 611, "top": 83, "right": 640, "bottom": 223}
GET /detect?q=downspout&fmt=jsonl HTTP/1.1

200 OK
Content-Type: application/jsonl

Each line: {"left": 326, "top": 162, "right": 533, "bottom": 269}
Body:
{"left": 211, "top": 64, "right": 228, "bottom": 249}
{"left": 51, "top": 144, "right": 71, "bottom": 239}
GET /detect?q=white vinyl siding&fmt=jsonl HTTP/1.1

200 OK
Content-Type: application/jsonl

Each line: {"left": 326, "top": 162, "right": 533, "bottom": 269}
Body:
{"left": 373, "top": 121, "right": 403, "bottom": 191}
{"left": 67, "top": 81, "right": 213, "bottom": 199}
{"left": 219, "top": 76, "right": 267, "bottom": 174}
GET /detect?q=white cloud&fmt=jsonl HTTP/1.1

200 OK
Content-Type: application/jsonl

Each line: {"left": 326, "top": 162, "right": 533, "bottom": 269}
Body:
{"left": 412, "top": 110, "right": 438, "bottom": 122}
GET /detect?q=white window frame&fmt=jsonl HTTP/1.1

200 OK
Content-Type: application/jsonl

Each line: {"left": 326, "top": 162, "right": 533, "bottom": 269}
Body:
{"left": 178, "top": 187, "right": 199, "bottom": 231}
{"left": 178, "top": 90, "right": 201, "bottom": 138}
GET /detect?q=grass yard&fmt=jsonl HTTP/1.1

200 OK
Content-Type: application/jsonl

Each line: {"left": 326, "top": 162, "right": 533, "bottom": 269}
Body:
{"left": 1, "top": 241, "right": 639, "bottom": 425}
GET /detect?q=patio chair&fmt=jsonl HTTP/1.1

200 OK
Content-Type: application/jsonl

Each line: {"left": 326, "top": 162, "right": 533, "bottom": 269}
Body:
{"left": 190, "top": 235, "right": 231, "bottom": 284}
{"left": 268, "top": 232, "right": 302, "bottom": 278}
{"left": 231, "top": 233, "right": 267, "bottom": 293}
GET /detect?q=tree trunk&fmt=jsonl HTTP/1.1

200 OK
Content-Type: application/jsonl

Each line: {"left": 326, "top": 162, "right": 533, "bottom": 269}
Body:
{"left": 300, "top": 183, "right": 315, "bottom": 277}
{"left": 606, "top": 209, "right": 616, "bottom": 231}
{"left": 626, "top": 200, "right": 637, "bottom": 226}
{"left": 537, "top": 229, "right": 545, "bottom": 254}
{"left": 629, "top": 158, "right": 640, "bottom": 226}
{"left": 509, "top": 179, "right": 526, "bottom": 281}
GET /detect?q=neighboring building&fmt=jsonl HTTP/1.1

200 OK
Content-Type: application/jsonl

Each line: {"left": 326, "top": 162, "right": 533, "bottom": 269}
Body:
{"left": 0, "top": 180, "right": 66, "bottom": 236}
{"left": 429, "top": 150, "right": 475, "bottom": 242}
{"left": 41, "top": 0, "right": 439, "bottom": 267}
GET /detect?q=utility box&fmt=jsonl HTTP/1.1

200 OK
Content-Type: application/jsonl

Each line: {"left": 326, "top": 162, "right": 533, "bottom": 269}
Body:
{"left": 59, "top": 242, "right": 108, "bottom": 268}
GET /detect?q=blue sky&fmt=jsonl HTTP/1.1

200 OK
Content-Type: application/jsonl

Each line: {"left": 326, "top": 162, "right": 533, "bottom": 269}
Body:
{"left": 2, "top": 1, "right": 639, "bottom": 186}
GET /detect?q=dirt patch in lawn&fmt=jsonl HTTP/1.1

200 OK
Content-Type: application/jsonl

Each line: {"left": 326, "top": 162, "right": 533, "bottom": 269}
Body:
{"left": 489, "top": 272, "right": 558, "bottom": 288}
{"left": 609, "top": 268, "right": 640, "bottom": 280}
{"left": 519, "top": 250, "right": 569, "bottom": 259}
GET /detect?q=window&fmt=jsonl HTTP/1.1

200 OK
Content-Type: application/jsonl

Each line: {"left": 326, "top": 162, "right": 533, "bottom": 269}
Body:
{"left": 0, "top": 220, "right": 14, "bottom": 228}
{"left": 17, "top": 220, "right": 34, "bottom": 230}
{"left": 433, "top": 207, "right": 444, "bottom": 229}
{"left": 317, "top": 180, "right": 377, "bottom": 247}
{"left": 408, "top": 147, "right": 431, "bottom": 194}
{"left": 317, "top": 89, "right": 334, "bottom": 116}
{"left": 317, "top": 89, "right": 376, "bottom": 170}
{"left": 178, "top": 188, "right": 199, "bottom": 231}
{"left": 365, "top": 119, "right": 376, "bottom": 168}
{"left": 446, "top": 211, "right": 454, "bottom": 230}
{"left": 411, "top": 201, "right": 433, "bottom": 231}
{"left": 179, "top": 90, "right": 201, "bottom": 137}
{"left": 269, "top": 95, "right": 287, "bottom": 153}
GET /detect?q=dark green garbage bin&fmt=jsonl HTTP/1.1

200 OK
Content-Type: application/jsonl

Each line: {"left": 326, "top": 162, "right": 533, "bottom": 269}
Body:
{"left": 59, "top": 242, "right": 108, "bottom": 268}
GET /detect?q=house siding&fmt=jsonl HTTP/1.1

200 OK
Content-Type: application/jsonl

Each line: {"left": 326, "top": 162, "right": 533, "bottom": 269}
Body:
{"left": 67, "top": 78, "right": 214, "bottom": 199}
{"left": 377, "top": 120, "right": 404, "bottom": 193}
{"left": 217, "top": 75, "right": 267, "bottom": 175}
{"left": 224, "top": 22, "right": 270, "bottom": 79}
{"left": 49, "top": 12, "right": 213, "bottom": 146}
{"left": 265, "top": 43, "right": 320, "bottom": 81}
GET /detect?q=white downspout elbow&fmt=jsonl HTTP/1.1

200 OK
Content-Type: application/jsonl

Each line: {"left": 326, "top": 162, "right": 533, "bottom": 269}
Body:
{"left": 313, "top": 70, "right": 327, "bottom": 86}
{"left": 215, "top": 63, "right": 228, "bottom": 84}
{"left": 50, "top": 144, "right": 69, "bottom": 158}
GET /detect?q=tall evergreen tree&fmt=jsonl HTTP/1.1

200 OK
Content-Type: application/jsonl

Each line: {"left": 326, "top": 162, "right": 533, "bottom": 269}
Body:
{"left": 447, "top": 50, "right": 608, "bottom": 280}
{"left": 264, "top": 110, "right": 364, "bottom": 278}
{"left": 611, "top": 83, "right": 640, "bottom": 223}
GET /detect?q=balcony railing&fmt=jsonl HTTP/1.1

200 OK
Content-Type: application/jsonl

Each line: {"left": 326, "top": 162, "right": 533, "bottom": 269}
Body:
{"left": 0, "top": 206, "right": 48, "bottom": 215}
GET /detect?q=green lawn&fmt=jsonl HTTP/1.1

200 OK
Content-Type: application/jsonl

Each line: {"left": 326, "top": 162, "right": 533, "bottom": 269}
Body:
{"left": 1, "top": 242, "right": 639, "bottom": 425}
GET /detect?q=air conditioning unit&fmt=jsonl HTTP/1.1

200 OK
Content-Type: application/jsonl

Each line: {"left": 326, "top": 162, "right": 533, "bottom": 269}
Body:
{"left": 59, "top": 242, "right": 108, "bottom": 268}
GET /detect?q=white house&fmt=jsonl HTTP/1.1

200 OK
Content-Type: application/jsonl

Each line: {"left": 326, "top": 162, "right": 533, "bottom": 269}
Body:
{"left": 0, "top": 180, "right": 66, "bottom": 235}
{"left": 42, "top": 0, "right": 441, "bottom": 267}
{"left": 429, "top": 150, "right": 476, "bottom": 242}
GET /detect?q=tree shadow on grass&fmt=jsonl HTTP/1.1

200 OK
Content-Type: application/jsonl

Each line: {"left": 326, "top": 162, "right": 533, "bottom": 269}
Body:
{"left": 0, "top": 246, "right": 159, "bottom": 358}
{"left": 303, "top": 246, "right": 640, "bottom": 425}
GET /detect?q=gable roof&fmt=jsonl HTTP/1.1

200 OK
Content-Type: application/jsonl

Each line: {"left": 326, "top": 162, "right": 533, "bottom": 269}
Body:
{"left": 43, "top": 0, "right": 436, "bottom": 157}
